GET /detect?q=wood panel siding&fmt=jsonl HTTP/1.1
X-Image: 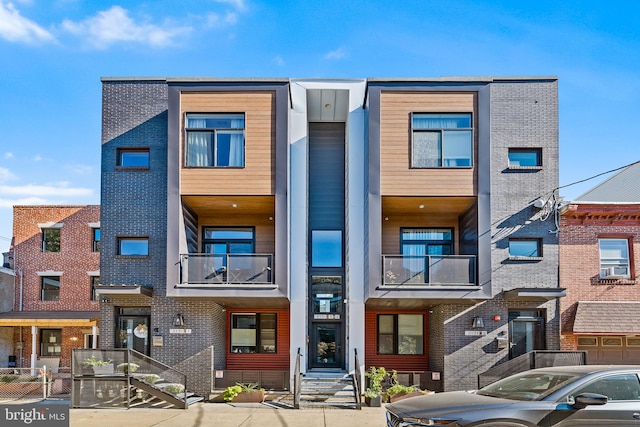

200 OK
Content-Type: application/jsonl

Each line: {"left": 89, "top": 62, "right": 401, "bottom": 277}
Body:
{"left": 226, "top": 308, "right": 290, "bottom": 370}
{"left": 364, "top": 310, "right": 429, "bottom": 372}
{"left": 379, "top": 92, "right": 477, "bottom": 197}
{"left": 180, "top": 92, "right": 276, "bottom": 195}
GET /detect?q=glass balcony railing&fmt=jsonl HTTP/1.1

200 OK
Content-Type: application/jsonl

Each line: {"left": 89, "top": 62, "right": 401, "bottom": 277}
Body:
{"left": 180, "top": 253, "right": 273, "bottom": 285}
{"left": 382, "top": 255, "right": 476, "bottom": 286}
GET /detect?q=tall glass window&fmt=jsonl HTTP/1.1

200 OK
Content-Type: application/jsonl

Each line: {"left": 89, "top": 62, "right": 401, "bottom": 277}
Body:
{"left": 311, "top": 230, "right": 342, "bottom": 267}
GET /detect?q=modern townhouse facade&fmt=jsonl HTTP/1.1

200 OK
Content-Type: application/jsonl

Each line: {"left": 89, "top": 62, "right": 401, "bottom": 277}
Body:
{"left": 0, "top": 205, "right": 100, "bottom": 369}
{"left": 99, "top": 76, "right": 561, "bottom": 393}
{"left": 560, "top": 162, "right": 640, "bottom": 364}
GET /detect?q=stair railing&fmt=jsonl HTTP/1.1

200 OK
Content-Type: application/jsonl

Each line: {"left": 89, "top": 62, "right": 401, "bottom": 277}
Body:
{"left": 353, "top": 348, "right": 362, "bottom": 409}
{"left": 293, "top": 348, "right": 302, "bottom": 409}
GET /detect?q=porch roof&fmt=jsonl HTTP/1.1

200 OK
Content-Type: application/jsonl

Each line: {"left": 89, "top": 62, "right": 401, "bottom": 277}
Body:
{"left": 574, "top": 301, "right": 640, "bottom": 334}
{"left": 95, "top": 284, "right": 153, "bottom": 297}
{"left": 0, "top": 311, "right": 99, "bottom": 327}
{"left": 503, "top": 287, "right": 566, "bottom": 301}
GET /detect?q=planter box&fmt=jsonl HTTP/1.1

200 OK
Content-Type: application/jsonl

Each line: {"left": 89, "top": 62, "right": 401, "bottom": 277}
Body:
{"left": 365, "top": 395, "right": 382, "bottom": 407}
{"left": 92, "top": 364, "right": 114, "bottom": 375}
{"left": 231, "top": 390, "right": 265, "bottom": 403}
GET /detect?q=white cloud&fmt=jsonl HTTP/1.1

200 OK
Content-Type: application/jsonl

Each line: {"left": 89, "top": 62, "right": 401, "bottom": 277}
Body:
{"left": 0, "top": 196, "right": 51, "bottom": 208}
{"left": 324, "top": 47, "right": 347, "bottom": 60}
{"left": 61, "top": 6, "right": 192, "bottom": 49}
{"left": 214, "top": 0, "right": 246, "bottom": 11}
{"left": 64, "top": 164, "right": 93, "bottom": 175}
{"left": 3, "top": 152, "right": 13, "bottom": 159}
{"left": 0, "top": 0, "right": 55, "bottom": 44}
{"left": 0, "top": 167, "right": 17, "bottom": 183}
{"left": 0, "top": 183, "right": 93, "bottom": 197}
{"left": 32, "top": 155, "right": 42, "bottom": 161}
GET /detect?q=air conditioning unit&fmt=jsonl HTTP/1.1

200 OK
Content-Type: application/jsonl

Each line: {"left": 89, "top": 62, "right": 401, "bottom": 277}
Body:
{"left": 601, "top": 267, "right": 629, "bottom": 279}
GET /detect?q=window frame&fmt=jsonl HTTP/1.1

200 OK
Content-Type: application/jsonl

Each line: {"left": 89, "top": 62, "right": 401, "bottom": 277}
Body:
{"left": 410, "top": 113, "right": 473, "bottom": 168}
{"left": 42, "top": 228, "right": 61, "bottom": 252}
{"left": 507, "top": 148, "right": 542, "bottom": 169}
{"left": 376, "top": 313, "right": 424, "bottom": 356}
{"left": 41, "top": 276, "right": 60, "bottom": 301}
{"left": 92, "top": 228, "right": 100, "bottom": 252}
{"left": 117, "top": 148, "right": 150, "bottom": 169}
{"left": 508, "top": 238, "right": 543, "bottom": 260}
{"left": 117, "top": 237, "right": 149, "bottom": 256}
{"left": 184, "top": 113, "right": 246, "bottom": 168}
{"left": 40, "top": 329, "right": 62, "bottom": 356}
{"left": 91, "top": 276, "right": 100, "bottom": 301}
{"left": 400, "top": 227, "right": 454, "bottom": 256}
{"left": 598, "top": 237, "right": 631, "bottom": 279}
{"left": 230, "top": 312, "right": 277, "bottom": 354}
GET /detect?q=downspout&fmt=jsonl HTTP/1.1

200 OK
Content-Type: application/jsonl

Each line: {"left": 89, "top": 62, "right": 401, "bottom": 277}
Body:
{"left": 18, "top": 267, "right": 23, "bottom": 311}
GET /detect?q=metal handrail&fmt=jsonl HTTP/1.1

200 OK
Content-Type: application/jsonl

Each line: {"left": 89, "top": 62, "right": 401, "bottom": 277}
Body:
{"left": 353, "top": 348, "right": 362, "bottom": 409}
{"left": 293, "top": 348, "right": 301, "bottom": 409}
{"left": 382, "top": 254, "right": 476, "bottom": 286}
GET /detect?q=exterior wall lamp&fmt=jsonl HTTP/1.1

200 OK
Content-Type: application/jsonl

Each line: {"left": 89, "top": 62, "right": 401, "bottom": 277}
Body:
{"left": 173, "top": 314, "right": 185, "bottom": 327}
{"left": 472, "top": 316, "right": 484, "bottom": 328}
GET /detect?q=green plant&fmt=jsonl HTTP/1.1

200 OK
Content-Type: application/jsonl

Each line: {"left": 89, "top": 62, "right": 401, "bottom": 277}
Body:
{"left": 163, "top": 383, "right": 185, "bottom": 395}
{"left": 83, "top": 355, "right": 113, "bottom": 367}
{"left": 0, "top": 376, "right": 16, "bottom": 383}
{"left": 223, "top": 382, "right": 264, "bottom": 401}
{"left": 384, "top": 370, "right": 415, "bottom": 402}
{"left": 116, "top": 363, "right": 139, "bottom": 374}
{"left": 364, "top": 366, "right": 388, "bottom": 397}
{"left": 143, "top": 374, "right": 160, "bottom": 384}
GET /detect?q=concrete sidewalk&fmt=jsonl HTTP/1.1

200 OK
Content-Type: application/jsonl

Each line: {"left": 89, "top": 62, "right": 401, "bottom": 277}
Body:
{"left": 70, "top": 402, "right": 388, "bottom": 427}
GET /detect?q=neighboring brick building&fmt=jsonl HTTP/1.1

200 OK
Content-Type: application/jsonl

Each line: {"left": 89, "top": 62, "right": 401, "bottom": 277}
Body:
{"left": 560, "top": 162, "right": 640, "bottom": 363}
{"left": 99, "top": 76, "right": 561, "bottom": 392}
{"left": 0, "top": 206, "right": 100, "bottom": 368}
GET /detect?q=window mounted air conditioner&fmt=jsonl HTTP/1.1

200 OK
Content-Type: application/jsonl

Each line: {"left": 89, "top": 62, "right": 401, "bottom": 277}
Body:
{"left": 601, "top": 266, "right": 629, "bottom": 279}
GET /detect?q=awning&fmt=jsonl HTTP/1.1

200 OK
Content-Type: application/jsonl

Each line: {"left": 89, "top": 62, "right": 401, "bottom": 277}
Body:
{"left": 503, "top": 287, "right": 566, "bottom": 301}
{"left": 95, "top": 284, "right": 153, "bottom": 297}
{"left": 573, "top": 301, "right": 640, "bottom": 334}
{"left": 0, "top": 311, "right": 99, "bottom": 327}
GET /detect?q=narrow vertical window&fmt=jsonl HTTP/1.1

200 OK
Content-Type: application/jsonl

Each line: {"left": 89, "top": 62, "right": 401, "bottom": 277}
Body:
{"left": 92, "top": 228, "right": 100, "bottom": 252}
{"left": 43, "top": 228, "right": 61, "bottom": 252}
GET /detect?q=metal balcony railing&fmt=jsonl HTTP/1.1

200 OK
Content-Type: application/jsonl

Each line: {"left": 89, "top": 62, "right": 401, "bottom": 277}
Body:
{"left": 180, "top": 253, "right": 273, "bottom": 285}
{"left": 382, "top": 255, "right": 476, "bottom": 286}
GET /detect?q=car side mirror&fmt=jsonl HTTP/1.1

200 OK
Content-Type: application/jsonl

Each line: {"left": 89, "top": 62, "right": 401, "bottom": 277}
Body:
{"left": 573, "top": 393, "right": 608, "bottom": 409}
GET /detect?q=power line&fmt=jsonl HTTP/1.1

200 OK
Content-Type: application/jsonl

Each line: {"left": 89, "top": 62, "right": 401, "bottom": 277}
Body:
{"left": 557, "top": 160, "right": 640, "bottom": 191}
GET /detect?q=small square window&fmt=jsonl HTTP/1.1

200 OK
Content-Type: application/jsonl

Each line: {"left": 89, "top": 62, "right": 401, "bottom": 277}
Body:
{"left": 508, "top": 148, "right": 542, "bottom": 168}
{"left": 118, "top": 238, "right": 149, "bottom": 256}
{"left": 577, "top": 337, "right": 598, "bottom": 346}
{"left": 118, "top": 149, "right": 149, "bottom": 168}
{"left": 508, "top": 239, "right": 542, "bottom": 258}
{"left": 42, "top": 228, "right": 60, "bottom": 252}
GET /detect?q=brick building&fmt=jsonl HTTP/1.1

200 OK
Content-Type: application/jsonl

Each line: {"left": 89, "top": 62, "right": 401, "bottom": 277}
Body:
{"left": 560, "top": 162, "right": 640, "bottom": 363}
{"left": 98, "top": 76, "right": 562, "bottom": 392}
{"left": 0, "top": 205, "right": 100, "bottom": 368}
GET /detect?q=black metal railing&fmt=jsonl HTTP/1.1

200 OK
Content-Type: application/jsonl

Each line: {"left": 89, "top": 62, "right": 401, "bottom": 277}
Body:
{"left": 293, "top": 348, "right": 301, "bottom": 409}
{"left": 180, "top": 253, "right": 273, "bottom": 285}
{"left": 383, "top": 255, "right": 476, "bottom": 286}
{"left": 353, "top": 348, "right": 362, "bottom": 409}
{"left": 477, "top": 350, "right": 588, "bottom": 388}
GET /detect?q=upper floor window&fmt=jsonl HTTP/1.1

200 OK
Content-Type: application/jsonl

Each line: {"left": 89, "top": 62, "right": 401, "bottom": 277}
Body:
{"left": 508, "top": 148, "right": 542, "bottom": 168}
{"left": 118, "top": 237, "right": 149, "bottom": 256}
{"left": 118, "top": 148, "right": 149, "bottom": 168}
{"left": 598, "top": 238, "right": 630, "bottom": 279}
{"left": 185, "top": 114, "right": 245, "bottom": 167}
{"left": 401, "top": 228, "right": 453, "bottom": 256}
{"left": 411, "top": 113, "right": 472, "bottom": 168}
{"left": 311, "top": 230, "right": 342, "bottom": 267}
{"left": 42, "top": 276, "right": 60, "bottom": 301}
{"left": 42, "top": 228, "right": 60, "bottom": 252}
{"left": 508, "top": 238, "right": 542, "bottom": 259}
{"left": 92, "top": 228, "right": 100, "bottom": 252}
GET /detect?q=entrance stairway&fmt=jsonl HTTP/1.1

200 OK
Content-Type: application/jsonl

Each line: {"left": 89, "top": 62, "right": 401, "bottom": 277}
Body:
{"left": 129, "top": 376, "right": 204, "bottom": 409}
{"left": 297, "top": 372, "right": 361, "bottom": 409}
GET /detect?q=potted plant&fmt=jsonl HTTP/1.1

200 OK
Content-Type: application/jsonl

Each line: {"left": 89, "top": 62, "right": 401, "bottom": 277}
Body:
{"left": 83, "top": 355, "right": 114, "bottom": 375}
{"left": 162, "top": 383, "right": 185, "bottom": 396}
{"left": 384, "top": 370, "right": 426, "bottom": 403}
{"left": 116, "top": 362, "right": 139, "bottom": 374}
{"left": 223, "top": 382, "right": 265, "bottom": 403}
{"left": 364, "top": 366, "right": 387, "bottom": 407}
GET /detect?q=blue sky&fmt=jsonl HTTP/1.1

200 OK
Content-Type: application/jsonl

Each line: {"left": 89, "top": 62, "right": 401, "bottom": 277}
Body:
{"left": 0, "top": 0, "right": 639, "bottom": 253}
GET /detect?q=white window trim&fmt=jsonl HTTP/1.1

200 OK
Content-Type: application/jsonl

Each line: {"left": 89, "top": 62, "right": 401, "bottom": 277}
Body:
{"left": 88, "top": 222, "right": 100, "bottom": 228}
{"left": 38, "top": 222, "right": 64, "bottom": 229}
{"left": 36, "top": 270, "right": 63, "bottom": 276}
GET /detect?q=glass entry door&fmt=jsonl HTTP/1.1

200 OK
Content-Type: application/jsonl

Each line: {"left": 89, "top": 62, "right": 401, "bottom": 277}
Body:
{"left": 310, "top": 323, "right": 343, "bottom": 368}
{"left": 509, "top": 311, "right": 544, "bottom": 359}
{"left": 116, "top": 307, "right": 150, "bottom": 356}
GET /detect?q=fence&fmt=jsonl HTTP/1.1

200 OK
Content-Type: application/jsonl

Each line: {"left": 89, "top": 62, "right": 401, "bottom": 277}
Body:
{"left": 0, "top": 367, "right": 71, "bottom": 400}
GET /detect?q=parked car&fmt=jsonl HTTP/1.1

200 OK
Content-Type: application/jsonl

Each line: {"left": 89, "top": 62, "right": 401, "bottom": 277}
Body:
{"left": 386, "top": 365, "right": 640, "bottom": 426}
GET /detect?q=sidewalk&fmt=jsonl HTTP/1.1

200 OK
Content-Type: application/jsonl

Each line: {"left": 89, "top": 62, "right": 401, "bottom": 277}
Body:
{"left": 70, "top": 402, "right": 388, "bottom": 427}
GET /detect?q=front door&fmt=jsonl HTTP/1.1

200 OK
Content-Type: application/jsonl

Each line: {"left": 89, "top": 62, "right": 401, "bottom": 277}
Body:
{"left": 509, "top": 311, "right": 545, "bottom": 359}
{"left": 116, "top": 307, "right": 150, "bottom": 356}
{"left": 311, "top": 323, "right": 343, "bottom": 368}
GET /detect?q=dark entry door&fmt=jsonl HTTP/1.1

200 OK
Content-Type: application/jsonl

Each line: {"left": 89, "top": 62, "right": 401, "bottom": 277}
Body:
{"left": 509, "top": 311, "right": 544, "bottom": 359}
{"left": 116, "top": 314, "right": 150, "bottom": 356}
{"left": 310, "top": 323, "right": 343, "bottom": 368}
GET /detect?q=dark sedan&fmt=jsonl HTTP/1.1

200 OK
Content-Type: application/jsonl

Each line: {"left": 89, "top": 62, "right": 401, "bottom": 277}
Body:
{"left": 386, "top": 365, "right": 640, "bottom": 426}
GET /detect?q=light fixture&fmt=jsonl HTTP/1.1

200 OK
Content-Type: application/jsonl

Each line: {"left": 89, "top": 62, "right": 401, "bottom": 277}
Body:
{"left": 324, "top": 103, "right": 332, "bottom": 109}
{"left": 70, "top": 337, "right": 78, "bottom": 342}
{"left": 231, "top": 203, "right": 238, "bottom": 208}
{"left": 172, "top": 314, "right": 185, "bottom": 327}
{"left": 472, "top": 316, "right": 484, "bottom": 329}
{"left": 418, "top": 204, "right": 425, "bottom": 209}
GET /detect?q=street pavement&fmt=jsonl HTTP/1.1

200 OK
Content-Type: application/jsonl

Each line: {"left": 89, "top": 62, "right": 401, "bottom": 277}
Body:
{"left": 70, "top": 402, "right": 389, "bottom": 427}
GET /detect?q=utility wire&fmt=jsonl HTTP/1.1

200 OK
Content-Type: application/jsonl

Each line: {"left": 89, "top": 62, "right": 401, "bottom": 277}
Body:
{"left": 556, "top": 160, "right": 640, "bottom": 191}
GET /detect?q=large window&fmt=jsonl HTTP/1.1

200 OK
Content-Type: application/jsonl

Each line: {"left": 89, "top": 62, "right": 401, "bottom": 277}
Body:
{"left": 401, "top": 228, "right": 453, "bottom": 256}
{"left": 185, "top": 114, "right": 245, "bottom": 167}
{"left": 311, "top": 230, "right": 343, "bottom": 267}
{"left": 40, "top": 329, "right": 62, "bottom": 356}
{"left": 599, "top": 238, "right": 630, "bottom": 278}
{"left": 509, "top": 238, "right": 542, "bottom": 258}
{"left": 41, "top": 276, "right": 60, "bottom": 301}
{"left": 412, "top": 113, "right": 472, "bottom": 168}
{"left": 118, "top": 238, "right": 149, "bottom": 256}
{"left": 42, "top": 228, "right": 60, "bottom": 252}
{"left": 117, "top": 148, "right": 149, "bottom": 168}
{"left": 230, "top": 313, "right": 277, "bottom": 354}
{"left": 377, "top": 314, "right": 424, "bottom": 355}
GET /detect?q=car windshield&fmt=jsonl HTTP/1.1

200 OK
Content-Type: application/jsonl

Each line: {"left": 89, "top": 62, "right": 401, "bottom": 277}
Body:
{"left": 477, "top": 371, "right": 581, "bottom": 401}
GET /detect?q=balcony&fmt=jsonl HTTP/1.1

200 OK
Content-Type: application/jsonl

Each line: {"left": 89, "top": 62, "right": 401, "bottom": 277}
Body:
{"left": 180, "top": 253, "right": 273, "bottom": 286}
{"left": 382, "top": 255, "right": 476, "bottom": 286}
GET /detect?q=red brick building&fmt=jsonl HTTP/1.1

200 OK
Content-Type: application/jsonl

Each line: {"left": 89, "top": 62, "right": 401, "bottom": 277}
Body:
{"left": 0, "top": 205, "right": 100, "bottom": 368}
{"left": 560, "top": 163, "right": 640, "bottom": 363}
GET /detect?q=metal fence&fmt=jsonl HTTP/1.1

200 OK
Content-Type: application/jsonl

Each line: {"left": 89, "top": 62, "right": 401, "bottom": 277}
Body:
{"left": 0, "top": 367, "right": 71, "bottom": 400}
